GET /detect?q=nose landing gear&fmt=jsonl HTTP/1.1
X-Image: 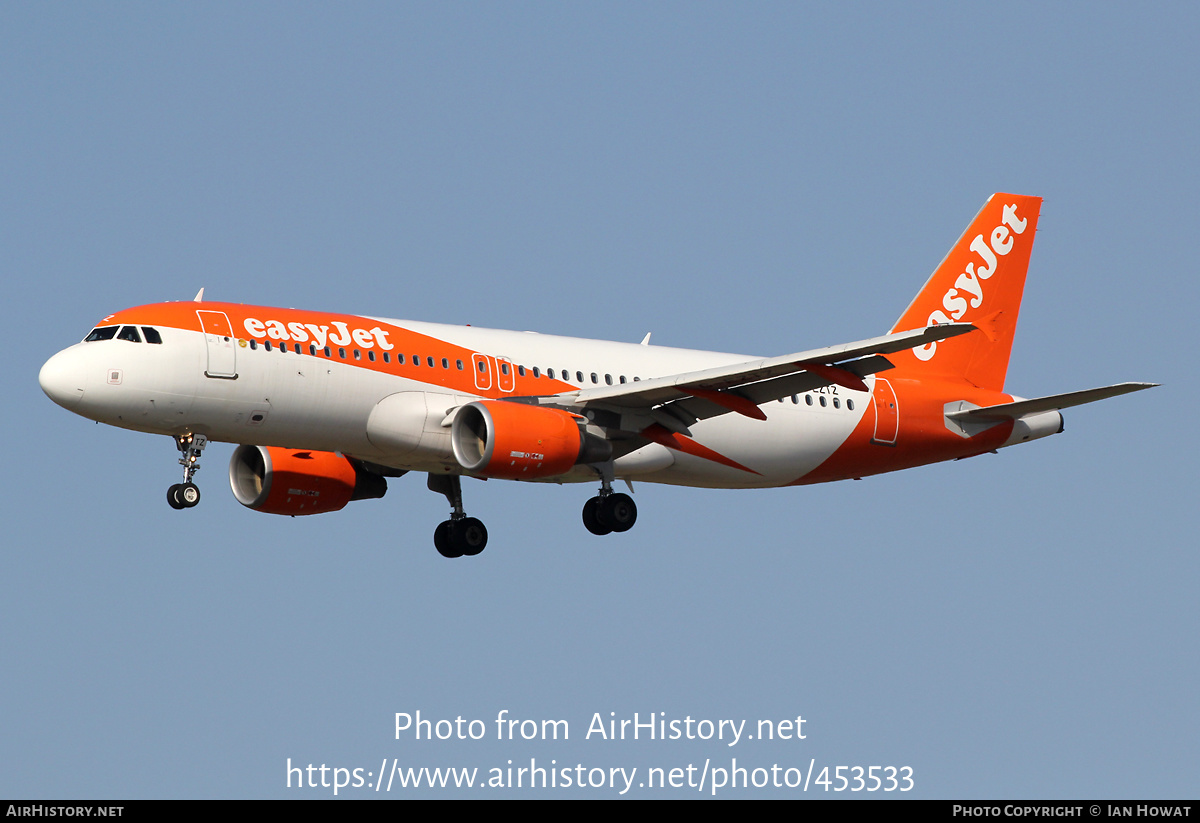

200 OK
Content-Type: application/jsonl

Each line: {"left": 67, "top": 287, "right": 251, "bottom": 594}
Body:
{"left": 167, "top": 482, "right": 200, "bottom": 509}
{"left": 167, "top": 433, "right": 208, "bottom": 510}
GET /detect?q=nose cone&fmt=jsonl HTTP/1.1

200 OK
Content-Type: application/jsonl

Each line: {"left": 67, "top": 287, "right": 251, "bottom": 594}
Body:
{"left": 39, "top": 349, "right": 86, "bottom": 409}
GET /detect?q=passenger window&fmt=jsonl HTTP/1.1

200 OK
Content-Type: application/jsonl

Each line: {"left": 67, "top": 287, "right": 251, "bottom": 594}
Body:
{"left": 819, "top": 396, "right": 827, "bottom": 407}
{"left": 84, "top": 326, "right": 118, "bottom": 342}
{"left": 518, "top": 365, "right": 526, "bottom": 377}
{"left": 847, "top": 399, "right": 855, "bottom": 411}
{"left": 369, "top": 351, "right": 376, "bottom": 362}
{"left": 456, "top": 359, "right": 463, "bottom": 370}
{"left": 806, "top": 395, "right": 813, "bottom": 406}
{"left": 265, "top": 341, "right": 273, "bottom": 351}
{"left": 791, "top": 395, "right": 798, "bottom": 404}
{"left": 442, "top": 358, "right": 449, "bottom": 369}
{"left": 141, "top": 327, "right": 163, "bottom": 344}
{"left": 605, "top": 374, "right": 612, "bottom": 385}
{"left": 427, "top": 356, "right": 434, "bottom": 367}
{"left": 576, "top": 371, "right": 584, "bottom": 383}
{"left": 353, "top": 350, "right": 361, "bottom": 360}
{"left": 547, "top": 368, "right": 555, "bottom": 379}
{"left": 833, "top": 397, "right": 840, "bottom": 409}
{"left": 382, "top": 352, "right": 389, "bottom": 363}
{"left": 619, "top": 375, "right": 627, "bottom": 384}
{"left": 500, "top": 362, "right": 509, "bottom": 375}
{"left": 533, "top": 367, "right": 540, "bottom": 378}
{"left": 338, "top": 348, "right": 346, "bottom": 358}
{"left": 117, "top": 326, "right": 142, "bottom": 343}
{"left": 309, "top": 344, "right": 317, "bottom": 355}
{"left": 397, "top": 354, "right": 405, "bottom": 364}
{"left": 250, "top": 340, "right": 258, "bottom": 350}
{"left": 591, "top": 373, "right": 598, "bottom": 384}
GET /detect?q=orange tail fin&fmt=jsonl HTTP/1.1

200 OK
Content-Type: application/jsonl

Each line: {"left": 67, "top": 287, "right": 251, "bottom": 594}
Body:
{"left": 889, "top": 193, "right": 1042, "bottom": 391}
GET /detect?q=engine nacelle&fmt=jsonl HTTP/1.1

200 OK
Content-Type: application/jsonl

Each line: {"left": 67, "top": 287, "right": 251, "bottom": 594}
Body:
{"left": 228, "top": 445, "right": 387, "bottom": 515}
{"left": 451, "top": 400, "right": 610, "bottom": 479}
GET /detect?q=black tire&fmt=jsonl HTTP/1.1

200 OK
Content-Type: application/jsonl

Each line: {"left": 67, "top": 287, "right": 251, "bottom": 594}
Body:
{"left": 601, "top": 493, "right": 637, "bottom": 532}
{"left": 456, "top": 517, "right": 488, "bottom": 556}
{"left": 167, "top": 484, "right": 186, "bottom": 510}
{"left": 178, "top": 482, "right": 201, "bottom": 508}
{"left": 582, "top": 496, "right": 613, "bottom": 535}
{"left": 434, "top": 521, "right": 462, "bottom": 558}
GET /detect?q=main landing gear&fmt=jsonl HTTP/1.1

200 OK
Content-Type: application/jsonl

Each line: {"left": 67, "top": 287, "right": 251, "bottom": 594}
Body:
{"left": 427, "top": 474, "right": 488, "bottom": 558}
{"left": 167, "top": 433, "right": 208, "bottom": 510}
{"left": 582, "top": 471, "right": 637, "bottom": 536}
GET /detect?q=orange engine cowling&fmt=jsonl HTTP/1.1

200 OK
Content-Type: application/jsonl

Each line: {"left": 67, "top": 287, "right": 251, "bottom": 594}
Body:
{"left": 228, "top": 445, "right": 387, "bottom": 515}
{"left": 452, "top": 400, "right": 608, "bottom": 479}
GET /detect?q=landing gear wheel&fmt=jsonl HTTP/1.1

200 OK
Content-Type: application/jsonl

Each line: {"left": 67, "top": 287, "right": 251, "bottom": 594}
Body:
{"left": 427, "top": 474, "right": 488, "bottom": 558}
{"left": 455, "top": 517, "right": 488, "bottom": 556}
{"left": 582, "top": 496, "right": 613, "bottom": 535}
{"left": 170, "top": 434, "right": 207, "bottom": 510}
{"left": 601, "top": 493, "right": 637, "bottom": 532}
{"left": 178, "top": 482, "right": 201, "bottom": 508}
{"left": 434, "top": 521, "right": 462, "bottom": 558}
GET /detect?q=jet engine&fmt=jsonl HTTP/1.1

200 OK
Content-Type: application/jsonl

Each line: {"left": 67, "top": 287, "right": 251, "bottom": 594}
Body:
{"left": 451, "top": 400, "right": 611, "bottom": 480}
{"left": 228, "top": 445, "right": 387, "bottom": 515}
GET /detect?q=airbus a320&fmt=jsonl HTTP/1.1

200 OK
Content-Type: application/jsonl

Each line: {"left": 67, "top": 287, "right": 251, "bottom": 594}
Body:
{"left": 39, "top": 194, "right": 1155, "bottom": 557}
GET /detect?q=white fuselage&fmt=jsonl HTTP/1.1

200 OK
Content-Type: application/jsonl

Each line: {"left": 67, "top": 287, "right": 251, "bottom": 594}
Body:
{"left": 40, "top": 312, "right": 868, "bottom": 489}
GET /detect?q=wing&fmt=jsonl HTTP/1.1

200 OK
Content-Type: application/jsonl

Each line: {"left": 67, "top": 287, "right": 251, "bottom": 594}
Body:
{"left": 525, "top": 323, "right": 976, "bottom": 435}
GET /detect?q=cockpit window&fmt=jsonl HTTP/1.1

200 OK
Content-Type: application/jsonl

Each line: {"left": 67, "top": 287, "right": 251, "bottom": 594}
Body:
{"left": 141, "top": 327, "right": 163, "bottom": 344}
{"left": 117, "top": 326, "right": 142, "bottom": 343}
{"left": 84, "top": 326, "right": 118, "bottom": 342}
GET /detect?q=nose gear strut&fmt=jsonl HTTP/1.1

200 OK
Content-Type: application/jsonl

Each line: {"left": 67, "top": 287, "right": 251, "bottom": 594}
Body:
{"left": 167, "top": 433, "right": 208, "bottom": 510}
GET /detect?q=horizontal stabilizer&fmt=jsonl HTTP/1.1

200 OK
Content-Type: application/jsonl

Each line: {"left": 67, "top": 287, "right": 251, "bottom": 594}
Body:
{"left": 947, "top": 382, "right": 1159, "bottom": 422}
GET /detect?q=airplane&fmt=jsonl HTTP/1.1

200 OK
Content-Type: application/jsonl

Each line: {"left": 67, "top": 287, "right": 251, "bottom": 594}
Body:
{"left": 38, "top": 193, "right": 1155, "bottom": 558}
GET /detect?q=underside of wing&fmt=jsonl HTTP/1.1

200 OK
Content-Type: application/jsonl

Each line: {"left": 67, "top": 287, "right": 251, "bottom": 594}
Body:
{"left": 431, "top": 323, "right": 980, "bottom": 474}
{"left": 526, "top": 323, "right": 976, "bottom": 435}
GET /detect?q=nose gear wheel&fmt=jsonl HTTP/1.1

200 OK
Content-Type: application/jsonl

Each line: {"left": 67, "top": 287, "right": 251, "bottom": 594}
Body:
{"left": 167, "top": 434, "right": 208, "bottom": 511}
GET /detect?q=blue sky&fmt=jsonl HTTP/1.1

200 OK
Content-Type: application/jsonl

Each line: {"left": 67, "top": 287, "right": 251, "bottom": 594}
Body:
{"left": 3, "top": 3, "right": 1195, "bottom": 798}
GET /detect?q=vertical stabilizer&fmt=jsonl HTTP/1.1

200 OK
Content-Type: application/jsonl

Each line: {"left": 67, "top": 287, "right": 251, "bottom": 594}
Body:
{"left": 888, "top": 193, "right": 1042, "bottom": 391}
